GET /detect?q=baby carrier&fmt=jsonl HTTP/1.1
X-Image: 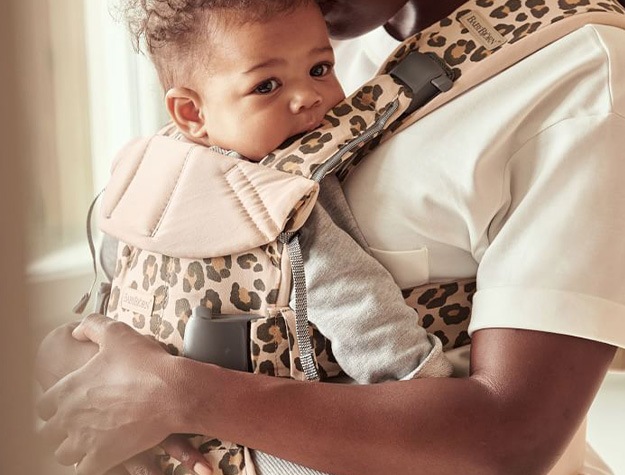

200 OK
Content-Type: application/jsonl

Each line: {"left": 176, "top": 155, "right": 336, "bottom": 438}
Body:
{"left": 77, "top": 0, "right": 625, "bottom": 473}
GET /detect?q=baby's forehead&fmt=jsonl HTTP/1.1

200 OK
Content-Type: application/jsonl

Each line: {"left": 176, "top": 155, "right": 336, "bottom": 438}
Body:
{"left": 184, "top": 1, "right": 330, "bottom": 82}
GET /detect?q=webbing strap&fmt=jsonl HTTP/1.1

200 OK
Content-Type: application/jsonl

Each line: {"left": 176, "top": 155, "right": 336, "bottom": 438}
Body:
{"left": 279, "top": 231, "right": 320, "bottom": 382}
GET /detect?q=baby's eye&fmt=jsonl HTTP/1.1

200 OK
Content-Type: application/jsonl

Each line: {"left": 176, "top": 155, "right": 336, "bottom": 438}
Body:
{"left": 254, "top": 79, "right": 280, "bottom": 94}
{"left": 310, "top": 63, "right": 332, "bottom": 77}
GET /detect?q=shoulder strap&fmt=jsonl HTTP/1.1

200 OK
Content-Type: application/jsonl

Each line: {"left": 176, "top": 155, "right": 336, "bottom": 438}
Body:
{"left": 379, "top": 0, "right": 625, "bottom": 135}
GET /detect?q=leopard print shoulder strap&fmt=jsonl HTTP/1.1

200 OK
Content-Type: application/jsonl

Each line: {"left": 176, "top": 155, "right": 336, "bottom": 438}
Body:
{"left": 377, "top": 0, "right": 625, "bottom": 144}
{"left": 259, "top": 0, "right": 625, "bottom": 186}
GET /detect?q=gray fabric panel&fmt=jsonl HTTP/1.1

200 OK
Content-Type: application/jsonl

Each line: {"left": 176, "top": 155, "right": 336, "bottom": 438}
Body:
{"left": 251, "top": 450, "right": 334, "bottom": 475}
{"left": 293, "top": 181, "right": 449, "bottom": 383}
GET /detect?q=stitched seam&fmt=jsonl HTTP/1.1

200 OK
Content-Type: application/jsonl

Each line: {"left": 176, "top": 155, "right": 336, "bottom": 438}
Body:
{"left": 508, "top": 112, "right": 623, "bottom": 161}
{"left": 588, "top": 25, "right": 616, "bottom": 115}
{"left": 106, "top": 137, "right": 154, "bottom": 218}
{"left": 237, "top": 163, "right": 279, "bottom": 229}
{"left": 590, "top": 25, "right": 625, "bottom": 120}
{"left": 150, "top": 144, "right": 195, "bottom": 237}
{"left": 224, "top": 164, "right": 274, "bottom": 242}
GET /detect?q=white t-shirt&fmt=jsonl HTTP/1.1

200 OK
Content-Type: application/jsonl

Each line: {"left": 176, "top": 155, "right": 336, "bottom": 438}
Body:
{"left": 334, "top": 23, "right": 625, "bottom": 350}
{"left": 333, "top": 23, "right": 625, "bottom": 475}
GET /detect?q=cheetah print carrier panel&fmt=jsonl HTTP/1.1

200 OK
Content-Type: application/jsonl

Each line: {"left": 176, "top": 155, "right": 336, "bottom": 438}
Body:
{"left": 97, "top": 1, "right": 625, "bottom": 473}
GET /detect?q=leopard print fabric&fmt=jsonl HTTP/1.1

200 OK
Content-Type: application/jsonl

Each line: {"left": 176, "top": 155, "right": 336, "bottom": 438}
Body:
{"left": 403, "top": 279, "right": 477, "bottom": 351}
{"left": 250, "top": 307, "right": 342, "bottom": 380}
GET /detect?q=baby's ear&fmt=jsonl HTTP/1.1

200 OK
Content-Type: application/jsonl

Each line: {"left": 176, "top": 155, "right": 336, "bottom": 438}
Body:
{"left": 165, "top": 88, "right": 209, "bottom": 144}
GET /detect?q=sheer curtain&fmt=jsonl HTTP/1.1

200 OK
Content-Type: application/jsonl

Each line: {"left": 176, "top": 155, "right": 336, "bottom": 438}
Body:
{"left": 30, "top": 0, "right": 167, "bottom": 338}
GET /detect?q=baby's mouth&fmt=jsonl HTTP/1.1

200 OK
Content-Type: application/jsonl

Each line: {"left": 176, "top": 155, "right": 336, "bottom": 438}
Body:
{"left": 304, "top": 119, "right": 323, "bottom": 132}
{"left": 277, "top": 114, "right": 329, "bottom": 149}
{"left": 302, "top": 113, "right": 328, "bottom": 133}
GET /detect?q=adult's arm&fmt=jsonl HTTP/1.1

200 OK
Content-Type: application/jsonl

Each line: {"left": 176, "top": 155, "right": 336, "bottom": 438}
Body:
{"left": 38, "top": 314, "right": 615, "bottom": 475}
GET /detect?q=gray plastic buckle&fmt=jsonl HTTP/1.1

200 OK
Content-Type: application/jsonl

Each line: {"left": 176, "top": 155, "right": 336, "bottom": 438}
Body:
{"left": 183, "top": 306, "right": 262, "bottom": 372}
{"left": 389, "top": 51, "right": 454, "bottom": 116}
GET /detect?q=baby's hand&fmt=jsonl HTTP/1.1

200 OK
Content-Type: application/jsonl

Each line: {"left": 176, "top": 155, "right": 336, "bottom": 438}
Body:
{"left": 111, "top": 441, "right": 213, "bottom": 475}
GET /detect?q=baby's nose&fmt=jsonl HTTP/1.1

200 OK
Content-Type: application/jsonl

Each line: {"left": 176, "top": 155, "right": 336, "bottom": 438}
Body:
{"left": 290, "top": 87, "right": 322, "bottom": 113}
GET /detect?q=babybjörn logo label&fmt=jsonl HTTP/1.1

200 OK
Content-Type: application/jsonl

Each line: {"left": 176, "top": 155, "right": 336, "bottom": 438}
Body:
{"left": 458, "top": 10, "right": 508, "bottom": 50}
{"left": 121, "top": 287, "right": 155, "bottom": 316}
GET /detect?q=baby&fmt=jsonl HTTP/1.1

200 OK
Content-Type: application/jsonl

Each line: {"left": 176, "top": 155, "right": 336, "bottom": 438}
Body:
{"left": 102, "top": 0, "right": 452, "bottom": 472}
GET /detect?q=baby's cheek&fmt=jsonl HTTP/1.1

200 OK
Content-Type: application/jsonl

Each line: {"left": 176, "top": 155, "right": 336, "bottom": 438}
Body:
{"left": 254, "top": 128, "right": 291, "bottom": 160}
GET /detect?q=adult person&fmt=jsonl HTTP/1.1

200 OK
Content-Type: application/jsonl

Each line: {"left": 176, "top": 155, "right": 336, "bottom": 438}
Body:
{"left": 37, "top": 0, "right": 625, "bottom": 474}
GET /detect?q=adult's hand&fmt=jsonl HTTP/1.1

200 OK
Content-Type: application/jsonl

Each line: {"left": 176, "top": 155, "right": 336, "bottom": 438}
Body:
{"left": 36, "top": 314, "right": 210, "bottom": 475}
{"left": 35, "top": 318, "right": 213, "bottom": 475}
{"left": 35, "top": 320, "right": 97, "bottom": 391}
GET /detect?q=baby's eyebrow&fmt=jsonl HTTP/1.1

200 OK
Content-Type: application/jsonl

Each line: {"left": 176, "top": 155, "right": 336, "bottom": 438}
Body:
{"left": 242, "top": 58, "right": 285, "bottom": 75}
{"left": 242, "top": 45, "right": 334, "bottom": 75}
{"left": 310, "top": 45, "right": 334, "bottom": 55}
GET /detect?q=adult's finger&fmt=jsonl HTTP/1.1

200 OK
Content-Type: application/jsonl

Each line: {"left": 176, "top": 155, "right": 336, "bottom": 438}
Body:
{"left": 160, "top": 434, "right": 213, "bottom": 475}
{"left": 37, "top": 415, "right": 67, "bottom": 453}
{"left": 36, "top": 377, "right": 62, "bottom": 421}
{"left": 54, "top": 436, "right": 83, "bottom": 466}
{"left": 71, "top": 313, "right": 124, "bottom": 345}
{"left": 35, "top": 320, "right": 97, "bottom": 391}
{"left": 75, "top": 450, "right": 115, "bottom": 475}
{"left": 35, "top": 322, "right": 80, "bottom": 376}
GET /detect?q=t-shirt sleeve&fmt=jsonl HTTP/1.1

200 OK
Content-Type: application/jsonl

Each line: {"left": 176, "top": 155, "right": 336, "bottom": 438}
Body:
{"left": 470, "top": 112, "right": 625, "bottom": 349}
{"left": 296, "top": 181, "right": 452, "bottom": 383}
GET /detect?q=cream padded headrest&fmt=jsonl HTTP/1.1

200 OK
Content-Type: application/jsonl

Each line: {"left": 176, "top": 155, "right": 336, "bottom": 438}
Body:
{"left": 100, "top": 136, "right": 319, "bottom": 258}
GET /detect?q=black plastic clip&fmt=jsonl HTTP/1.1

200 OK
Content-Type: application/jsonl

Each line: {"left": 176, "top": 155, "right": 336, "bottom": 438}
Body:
{"left": 389, "top": 51, "right": 454, "bottom": 117}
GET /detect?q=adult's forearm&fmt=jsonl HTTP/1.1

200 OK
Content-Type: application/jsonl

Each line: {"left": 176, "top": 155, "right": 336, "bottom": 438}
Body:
{"left": 186, "top": 365, "right": 497, "bottom": 475}
{"left": 172, "top": 329, "right": 615, "bottom": 475}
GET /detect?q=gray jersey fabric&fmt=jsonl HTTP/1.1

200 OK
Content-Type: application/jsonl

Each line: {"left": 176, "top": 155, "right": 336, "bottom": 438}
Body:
{"left": 293, "top": 175, "right": 449, "bottom": 384}
{"left": 252, "top": 451, "right": 334, "bottom": 475}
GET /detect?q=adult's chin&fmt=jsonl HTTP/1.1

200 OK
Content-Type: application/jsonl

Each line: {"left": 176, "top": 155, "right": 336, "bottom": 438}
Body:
{"left": 324, "top": 9, "right": 383, "bottom": 39}
{"left": 320, "top": 0, "right": 405, "bottom": 40}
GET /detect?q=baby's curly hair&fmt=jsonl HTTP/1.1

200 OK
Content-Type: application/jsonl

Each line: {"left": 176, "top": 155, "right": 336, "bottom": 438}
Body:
{"left": 121, "top": 0, "right": 315, "bottom": 90}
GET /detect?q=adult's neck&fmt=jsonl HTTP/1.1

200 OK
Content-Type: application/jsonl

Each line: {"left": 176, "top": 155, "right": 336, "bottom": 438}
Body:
{"left": 386, "top": 0, "right": 468, "bottom": 40}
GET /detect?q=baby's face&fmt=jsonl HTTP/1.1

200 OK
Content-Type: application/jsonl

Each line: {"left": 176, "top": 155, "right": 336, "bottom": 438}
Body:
{"left": 195, "top": 2, "right": 345, "bottom": 161}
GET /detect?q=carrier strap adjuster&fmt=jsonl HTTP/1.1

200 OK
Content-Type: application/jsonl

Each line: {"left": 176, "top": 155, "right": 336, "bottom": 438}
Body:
{"left": 389, "top": 51, "right": 455, "bottom": 117}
